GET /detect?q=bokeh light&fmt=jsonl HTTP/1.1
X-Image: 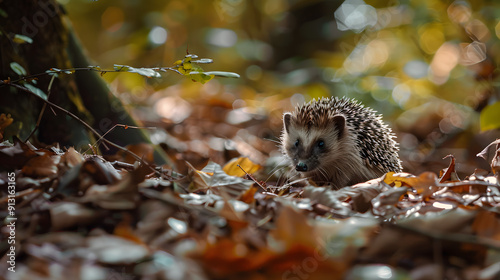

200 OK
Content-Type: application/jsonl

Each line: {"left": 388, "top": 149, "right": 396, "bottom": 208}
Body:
{"left": 148, "top": 26, "right": 168, "bottom": 45}
{"left": 335, "top": 0, "right": 377, "bottom": 33}
{"left": 206, "top": 28, "right": 238, "bottom": 48}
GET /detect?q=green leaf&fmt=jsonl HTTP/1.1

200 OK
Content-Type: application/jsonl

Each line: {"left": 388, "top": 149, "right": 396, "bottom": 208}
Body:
{"left": 10, "top": 62, "right": 27, "bottom": 76}
{"left": 114, "top": 64, "right": 161, "bottom": 78}
{"left": 202, "top": 71, "right": 240, "bottom": 78}
{"left": 13, "top": 34, "right": 33, "bottom": 44}
{"left": 46, "top": 68, "right": 75, "bottom": 75}
{"left": 188, "top": 72, "right": 215, "bottom": 84}
{"left": 480, "top": 102, "right": 500, "bottom": 131}
{"left": 114, "top": 64, "right": 130, "bottom": 71}
{"left": 24, "top": 83, "right": 48, "bottom": 100}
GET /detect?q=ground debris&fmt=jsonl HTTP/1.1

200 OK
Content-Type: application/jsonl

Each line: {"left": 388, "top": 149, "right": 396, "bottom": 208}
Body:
{"left": 2, "top": 119, "right": 500, "bottom": 279}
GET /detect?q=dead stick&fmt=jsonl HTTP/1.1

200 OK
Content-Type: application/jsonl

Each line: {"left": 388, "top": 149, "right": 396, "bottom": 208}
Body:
{"left": 25, "top": 75, "right": 56, "bottom": 143}
{"left": 7, "top": 83, "right": 150, "bottom": 168}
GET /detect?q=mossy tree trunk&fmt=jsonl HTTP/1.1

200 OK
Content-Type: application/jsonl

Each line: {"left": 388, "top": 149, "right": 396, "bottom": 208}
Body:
{"left": 0, "top": 0, "right": 170, "bottom": 165}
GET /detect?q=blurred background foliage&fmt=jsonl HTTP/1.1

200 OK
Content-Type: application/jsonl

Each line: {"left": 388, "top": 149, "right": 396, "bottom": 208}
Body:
{"left": 63, "top": 0, "right": 500, "bottom": 176}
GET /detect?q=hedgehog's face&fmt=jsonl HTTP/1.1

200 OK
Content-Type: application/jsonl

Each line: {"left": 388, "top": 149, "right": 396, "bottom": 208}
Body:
{"left": 281, "top": 112, "right": 346, "bottom": 183}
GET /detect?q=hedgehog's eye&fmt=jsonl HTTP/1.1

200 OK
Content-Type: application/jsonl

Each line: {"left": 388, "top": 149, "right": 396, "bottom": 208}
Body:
{"left": 294, "top": 139, "right": 300, "bottom": 147}
{"left": 317, "top": 140, "right": 325, "bottom": 148}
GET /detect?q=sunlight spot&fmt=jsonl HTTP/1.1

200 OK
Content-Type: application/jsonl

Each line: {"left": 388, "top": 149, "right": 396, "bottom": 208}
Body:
{"left": 459, "top": 41, "right": 486, "bottom": 65}
{"left": 148, "top": 26, "right": 168, "bottom": 45}
{"left": 155, "top": 96, "right": 192, "bottom": 123}
{"left": 168, "top": 218, "right": 187, "bottom": 234}
{"left": 335, "top": 0, "right": 377, "bottom": 33}
{"left": 392, "top": 84, "right": 411, "bottom": 107}
{"left": 432, "top": 201, "right": 454, "bottom": 210}
{"left": 429, "top": 42, "right": 459, "bottom": 84}
{"left": 419, "top": 24, "right": 445, "bottom": 54}
{"left": 376, "top": 266, "right": 393, "bottom": 279}
{"left": 404, "top": 60, "right": 428, "bottom": 79}
{"left": 447, "top": 1, "right": 471, "bottom": 24}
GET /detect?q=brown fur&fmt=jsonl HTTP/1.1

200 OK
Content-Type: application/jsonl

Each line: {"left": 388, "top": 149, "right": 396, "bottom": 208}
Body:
{"left": 281, "top": 97, "right": 402, "bottom": 189}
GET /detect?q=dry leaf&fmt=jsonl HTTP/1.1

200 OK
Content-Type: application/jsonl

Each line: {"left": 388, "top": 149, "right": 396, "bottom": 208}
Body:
{"left": 223, "top": 157, "right": 262, "bottom": 177}
{"left": 87, "top": 235, "right": 150, "bottom": 264}
{"left": 49, "top": 202, "right": 102, "bottom": 231}
{"left": 22, "top": 153, "right": 60, "bottom": 177}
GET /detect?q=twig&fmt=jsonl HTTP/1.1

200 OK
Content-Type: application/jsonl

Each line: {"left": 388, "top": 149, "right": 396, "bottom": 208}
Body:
{"left": 0, "top": 66, "right": 180, "bottom": 87}
{"left": 25, "top": 74, "right": 56, "bottom": 142}
{"left": 237, "top": 164, "right": 266, "bottom": 191}
{"left": 83, "top": 124, "right": 156, "bottom": 155}
{"left": 6, "top": 83, "right": 159, "bottom": 172}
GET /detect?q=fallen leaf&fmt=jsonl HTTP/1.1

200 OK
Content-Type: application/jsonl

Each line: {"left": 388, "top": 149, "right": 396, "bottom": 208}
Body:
{"left": 179, "top": 161, "right": 253, "bottom": 197}
{"left": 472, "top": 210, "right": 500, "bottom": 241}
{"left": 87, "top": 234, "right": 150, "bottom": 264}
{"left": 49, "top": 202, "right": 102, "bottom": 231}
{"left": 0, "top": 138, "right": 37, "bottom": 169}
{"left": 22, "top": 153, "right": 60, "bottom": 178}
{"left": 82, "top": 164, "right": 150, "bottom": 209}
{"left": 223, "top": 157, "right": 262, "bottom": 177}
{"left": 439, "top": 154, "right": 459, "bottom": 182}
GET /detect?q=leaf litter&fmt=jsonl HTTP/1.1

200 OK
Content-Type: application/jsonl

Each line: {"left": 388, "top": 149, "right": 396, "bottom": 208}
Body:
{"left": 2, "top": 95, "right": 500, "bottom": 279}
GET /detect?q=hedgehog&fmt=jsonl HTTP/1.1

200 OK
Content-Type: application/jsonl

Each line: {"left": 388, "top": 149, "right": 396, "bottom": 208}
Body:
{"left": 281, "top": 97, "right": 402, "bottom": 189}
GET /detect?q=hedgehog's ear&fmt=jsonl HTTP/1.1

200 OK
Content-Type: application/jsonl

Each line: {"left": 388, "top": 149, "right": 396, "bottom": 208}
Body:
{"left": 333, "top": 115, "right": 345, "bottom": 139}
{"left": 283, "top": 113, "right": 292, "bottom": 133}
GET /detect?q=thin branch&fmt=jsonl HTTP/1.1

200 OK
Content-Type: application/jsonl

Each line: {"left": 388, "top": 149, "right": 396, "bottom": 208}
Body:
{"left": 0, "top": 66, "right": 181, "bottom": 86}
{"left": 83, "top": 124, "right": 156, "bottom": 155}
{"left": 25, "top": 74, "right": 56, "bottom": 142}
{"left": 7, "top": 82, "right": 149, "bottom": 166}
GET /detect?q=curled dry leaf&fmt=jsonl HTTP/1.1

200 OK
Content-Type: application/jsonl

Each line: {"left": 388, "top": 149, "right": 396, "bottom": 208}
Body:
{"left": 371, "top": 186, "right": 409, "bottom": 218}
{"left": 82, "top": 163, "right": 150, "bottom": 209}
{"left": 83, "top": 156, "right": 122, "bottom": 184}
{"left": 477, "top": 139, "right": 500, "bottom": 162}
{"left": 57, "top": 156, "right": 122, "bottom": 197}
{"left": 58, "top": 147, "right": 84, "bottom": 168}
{"left": 439, "top": 154, "right": 459, "bottom": 183}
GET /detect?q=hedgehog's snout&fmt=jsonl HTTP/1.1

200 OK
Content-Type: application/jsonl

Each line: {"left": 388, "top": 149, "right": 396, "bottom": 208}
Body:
{"left": 296, "top": 162, "right": 308, "bottom": 172}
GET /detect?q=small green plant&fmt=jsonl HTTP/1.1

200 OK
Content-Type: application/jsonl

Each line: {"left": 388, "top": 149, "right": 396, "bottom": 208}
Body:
{"left": 4, "top": 52, "right": 240, "bottom": 101}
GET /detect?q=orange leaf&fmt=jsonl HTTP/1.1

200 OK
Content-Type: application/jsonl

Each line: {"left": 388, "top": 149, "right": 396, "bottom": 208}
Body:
{"left": 113, "top": 214, "right": 144, "bottom": 244}
{"left": 223, "top": 157, "right": 262, "bottom": 177}
{"left": 22, "top": 154, "right": 59, "bottom": 177}
{"left": 239, "top": 185, "right": 258, "bottom": 204}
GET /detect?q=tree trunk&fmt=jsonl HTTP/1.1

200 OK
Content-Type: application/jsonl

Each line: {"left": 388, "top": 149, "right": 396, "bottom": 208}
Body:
{"left": 0, "top": 0, "right": 170, "bottom": 165}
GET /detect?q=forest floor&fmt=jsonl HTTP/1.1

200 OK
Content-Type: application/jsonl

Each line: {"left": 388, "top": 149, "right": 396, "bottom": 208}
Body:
{"left": 1, "top": 91, "right": 500, "bottom": 280}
